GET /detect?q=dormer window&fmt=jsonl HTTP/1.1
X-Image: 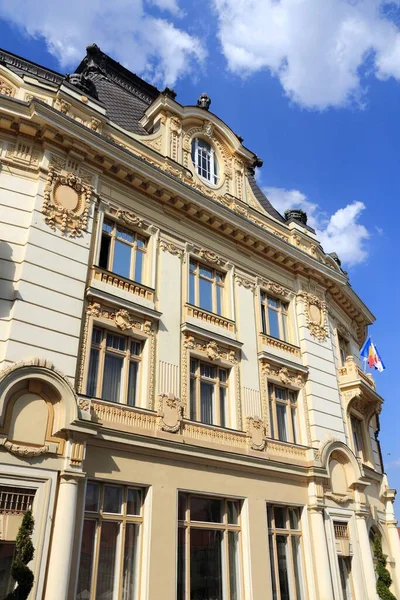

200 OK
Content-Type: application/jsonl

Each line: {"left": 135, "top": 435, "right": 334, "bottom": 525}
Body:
{"left": 191, "top": 138, "right": 219, "bottom": 185}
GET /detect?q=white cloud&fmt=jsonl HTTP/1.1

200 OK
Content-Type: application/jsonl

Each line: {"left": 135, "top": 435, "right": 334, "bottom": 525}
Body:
{"left": 0, "top": 0, "right": 204, "bottom": 86}
{"left": 213, "top": 0, "right": 400, "bottom": 109}
{"left": 265, "top": 187, "right": 370, "bottom": 266}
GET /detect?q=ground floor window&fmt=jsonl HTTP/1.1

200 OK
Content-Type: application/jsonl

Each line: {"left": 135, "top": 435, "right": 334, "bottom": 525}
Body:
{"left": 267, "top": 504, "right": 305, "bottom": 600}
{"left": 76, "top": 481, "right": 144, "bottom": 600}
{"left": 0, "top": 485, "right": 36, "bottom": 598}
{"left": 177, "top": 492, "right": 242, "bottom": 600}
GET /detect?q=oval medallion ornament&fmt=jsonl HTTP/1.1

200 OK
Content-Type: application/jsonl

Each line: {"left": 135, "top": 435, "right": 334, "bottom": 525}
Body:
{"left": 54, "top": 184, "right": 80, "bottom": 211}
{"left": 309, "top": 303, "right": 322, "bottom": 324}
{"left": 42, "top": 169, "right": 92, "bottom": 237}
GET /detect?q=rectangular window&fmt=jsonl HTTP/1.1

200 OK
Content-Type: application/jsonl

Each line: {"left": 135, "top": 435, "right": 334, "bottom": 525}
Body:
{"left": 338, "top": 556, "right": 353, "bottom": 600}
{"left": 261, "top": 294, "right": 289, "bottom": 341}
{"left": 76, "top": 481, "right": 144, "bottom": 600}
{"left": 350, "top": 416, "right": 365, "bottom": 460}
{"left": 178, "top": 493, "right": 242, "bottom": 600}
{"left": 86, "top": 327, "right": 142, "bottom": 405}
{"left": 189, "top": 260, "right": 225, "bottom": 316}
{"left": 267, "top": 504, "right": 305, "bottom": 600}
{"left": 338, "top": 335, "right": 349, "bottom": 367}
{"left": 98, "top": 219, "right": 147, "bottom": 284}
{"left": 190, "top": 359, "right": 229, "bottom": 427}
{"left": 268, "top": 384, "right": 299, "bottom": 444}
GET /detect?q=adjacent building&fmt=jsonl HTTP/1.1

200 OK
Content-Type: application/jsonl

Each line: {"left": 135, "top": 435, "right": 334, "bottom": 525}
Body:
{"left": 0, "top": 43, "right": 399, "bottom": 600}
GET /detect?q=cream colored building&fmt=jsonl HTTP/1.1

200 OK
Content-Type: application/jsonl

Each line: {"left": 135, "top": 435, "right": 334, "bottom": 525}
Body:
{"left": 0, "top": 43, "right": 399, "bottom": 600}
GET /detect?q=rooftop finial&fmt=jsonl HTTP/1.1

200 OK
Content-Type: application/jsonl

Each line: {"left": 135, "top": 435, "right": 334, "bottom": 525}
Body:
{"left": 197, "top": 92, "right": 211, "bottom": 110}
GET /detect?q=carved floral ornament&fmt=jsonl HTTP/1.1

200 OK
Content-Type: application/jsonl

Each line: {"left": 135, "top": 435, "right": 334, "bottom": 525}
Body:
{"left": 87, "top": 302, "right": 153, "bottom": 335}
{"left": 261, "top": 361, "right": 306, "bottom": 389}
{"left": 0, "top": 76, "right": 15, "bottom": 97}
{"left": 42, "top": 170, "right": 92, "bottom": 237}
{"left": 160, "top": 239, "right": 184, "bottom": 257}
{"left": 235, "top": 275, "right": 256, "bottom": 291}
{"left": 183, "top": 332, "right": 237, "bottom": 364}
{"left": 258, "top": 278, "right": 292, "bottom": 299}
{"left": 297, "top": 290, "right": 329, "bottom": 342}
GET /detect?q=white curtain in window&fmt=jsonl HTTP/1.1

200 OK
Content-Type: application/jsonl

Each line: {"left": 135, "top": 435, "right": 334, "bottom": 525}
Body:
{"left": 200, "top": 382, "right": 214, "bottom": 424}
{"left": 103, "top": 354, "right": 123, "bottom": 402}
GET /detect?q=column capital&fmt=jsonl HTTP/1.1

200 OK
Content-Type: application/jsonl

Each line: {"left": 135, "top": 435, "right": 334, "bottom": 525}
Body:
{"left": 60, "top": 470, "right": 86, "bottom": 485}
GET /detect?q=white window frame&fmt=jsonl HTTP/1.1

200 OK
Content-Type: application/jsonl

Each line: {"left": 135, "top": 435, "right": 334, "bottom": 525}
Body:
{"left": 191, "top": 138, "right": 219, "bottom": 185}
{"left": 189, "top": 358, "right": 229, "bottom": 427}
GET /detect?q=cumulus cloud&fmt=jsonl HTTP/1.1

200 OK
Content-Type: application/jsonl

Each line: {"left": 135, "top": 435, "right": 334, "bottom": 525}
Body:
{"left": 265, "top": 187, "right": 370, "bottom": 266}
{"left": 0, "top": 0, "right": 205, "bottom": 86}
{"left": 213, "top": 0, "right": 400, "bottom": 109}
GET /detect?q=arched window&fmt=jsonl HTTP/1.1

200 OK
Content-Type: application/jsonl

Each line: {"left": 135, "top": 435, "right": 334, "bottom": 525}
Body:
{"left": 191, "top": 138, "right": 219, "bottom": 184}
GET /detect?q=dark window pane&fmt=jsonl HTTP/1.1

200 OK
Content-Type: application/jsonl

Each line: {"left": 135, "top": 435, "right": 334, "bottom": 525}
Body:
{"left": 291, "top": 407, "right": 298, "bottom": 444}
{"left": 199, "top": 265, "right": 213, "bottom": 279}
{"left": 199, "top": 278, "right": 213, "bottom": 312}
{"left": 268, "top": 307, "right": 280, "bottom": 338}
{"left": 99, "top": 233, "right": 111, "bottom": 270}
{"left": 178, "top": 493, "right": 187, "bottom": 520}
{"left": 106, "top": 333, "right": 126, "bottom": 351}
{"left": 276, "top": 535, "right": 290, "bottom": 600}
{"left": 190, "top": 377, "right": 197, "bottom": 421}
{"left": 116, "top": 228, "right": 134, "bottom": 243}
{"left": 122, "top": 523, "right": 139, "bottom": 600}
{"left": 268, "top": 535, "right": 278, "bottom": 600}
{"left": 96, "top": 521, "right": 119, "bottom": 598}
{"left": 200, "top": 382, "right": 214, "bottom": 424}
{"left": 216, "top": 285, "right": 222, "bottom": 316}
{"left": 274, "top": 506, "right": 287, "bottom": 529}
{"left": 87, "top": 348, "right": 99, "bottom": 397}
{"left": 219, "top": 387, "right": 226, "bottom": 428}
{"left": 103, "top": 220, "right": 113, "bottom": 233}
{"left": 127, "top": 488, "right": 141, "bottom": 516}
{"left": 177, "top": 527, "right": 186, "bottom": 600}
{"left": 261, "top": 303, "right": 267, "bottom": 334}
{"left": 0, "top": 542, "right": 16, "bottom": 598}
{"left": 190, "top": 497, "right": 222, "bottom": 523}
{"left": 102, "top": 354, "right": 123, "bottom": 402}
{"left": 113, "top": 239, "right": 131, "bottom": 279}
{"left": 85, "top": 482, "right": 100, "bottom": 512}
{"left": 276, "top": 404, "right": 288, "bottom": 442}
{"left": 76, "top": 520, "right": 96, "bottom": 599}
{"left": 227, "top": 501, "right": 239, "bottom": 525}
{"left": 289, "top": 507, "right": 300, "bottom": 530}
{"left": 127, "top": 361, "right": 138, "bottom": 407}
{"left": 190, "top": 529, "right": 222, "bottom": 600}
{"left": 103, "top": 485, "right": 123, "bottom": 513}
{"left": 92, "top": 327, "right": 102, "bottom": 345}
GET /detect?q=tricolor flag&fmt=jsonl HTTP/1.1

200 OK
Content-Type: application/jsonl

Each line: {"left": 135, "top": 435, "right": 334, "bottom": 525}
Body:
{"left": 360, "top": 337, "right": 385, "bottom": 373}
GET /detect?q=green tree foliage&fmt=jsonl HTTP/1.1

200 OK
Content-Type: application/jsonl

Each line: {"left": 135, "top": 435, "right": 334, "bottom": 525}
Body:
{"left": 5, "top": 510, "right": 35, "bottom": 600}
{"left": 373, "top": 533, "right": 397, "bottom": 600}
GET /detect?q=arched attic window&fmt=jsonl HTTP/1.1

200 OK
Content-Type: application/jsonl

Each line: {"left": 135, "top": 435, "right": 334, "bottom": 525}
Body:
{"left": 191, "top": 138, "right": 219, "bottom": 185}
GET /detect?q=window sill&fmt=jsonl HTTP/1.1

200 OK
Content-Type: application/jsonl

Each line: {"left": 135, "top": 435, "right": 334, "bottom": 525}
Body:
{"left": 92, "top": 266, "right": 155, "bottom": 302}
{"left": 185, "top": 303, "right": 235, "bottom": 334}
{"left": 260, "top": 333, "right": 301, "bottom": 357}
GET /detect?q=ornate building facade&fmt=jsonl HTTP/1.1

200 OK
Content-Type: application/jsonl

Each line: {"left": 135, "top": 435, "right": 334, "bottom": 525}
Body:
{"left": 0, "top": 43, "right": 399, "bottom": 600}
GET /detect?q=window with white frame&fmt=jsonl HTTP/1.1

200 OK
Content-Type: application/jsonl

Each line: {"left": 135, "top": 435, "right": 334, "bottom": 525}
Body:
{"left": 191, "top": 138, "right": 219, "bottom": 185}
{"left": 76, "top": 481, "right": 144, "bottom": 600}
{"left": 99, "top": 219, "right": 147, "bottom": 284}
{"left": 267, "top": 504, "right": 305, "bottom": 600}
{"left": 178, "top": 493, "right": 242, "bottom": 600}
{"left": 190, "top": 359, "right": 228, "bottom": 427}
{"left": 189, "top": 260, "right": 224, "bottom": 315}
{"left": 268, "top": 384, "right": 299, "bottom": 444}
{"left": 261, "top": 294, "right": 289, "bottom": 341}
{"left": 86, "top": 327, "right": 142, "bottom": 405}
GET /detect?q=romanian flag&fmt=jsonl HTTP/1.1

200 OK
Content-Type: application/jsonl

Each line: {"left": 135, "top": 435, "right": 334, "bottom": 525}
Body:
{"left": 360, "top": 337, "right": 385, "bottom": 373}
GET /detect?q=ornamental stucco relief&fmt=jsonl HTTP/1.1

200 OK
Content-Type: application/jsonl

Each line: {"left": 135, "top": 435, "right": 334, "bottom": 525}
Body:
{"left": 42, "top": 170, "right": 92, "bottom": 237}
{"left": 297, "top": 290, "right": 329, "bottom": 342}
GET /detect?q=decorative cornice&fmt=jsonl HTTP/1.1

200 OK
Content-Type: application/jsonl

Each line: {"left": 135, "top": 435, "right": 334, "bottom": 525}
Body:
{"left": 160, "top": 239, "right": 184, "bottom": 256}
{"left": 261, "top": 361, "right": 306, "bottom": 388}
{"left": 87, "top": 302, "right": 153, "bottom": 335}
{"left": 235, "top": 275, "right": 256, "bottom": 291}
{"left": 183, "top": 332, "right": 237, "bottom": 364}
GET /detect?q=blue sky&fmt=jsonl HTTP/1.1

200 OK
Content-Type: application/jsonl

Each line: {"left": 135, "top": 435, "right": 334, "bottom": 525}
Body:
{"left": 1, "top": 0, "right": 399, "bottom": 491}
